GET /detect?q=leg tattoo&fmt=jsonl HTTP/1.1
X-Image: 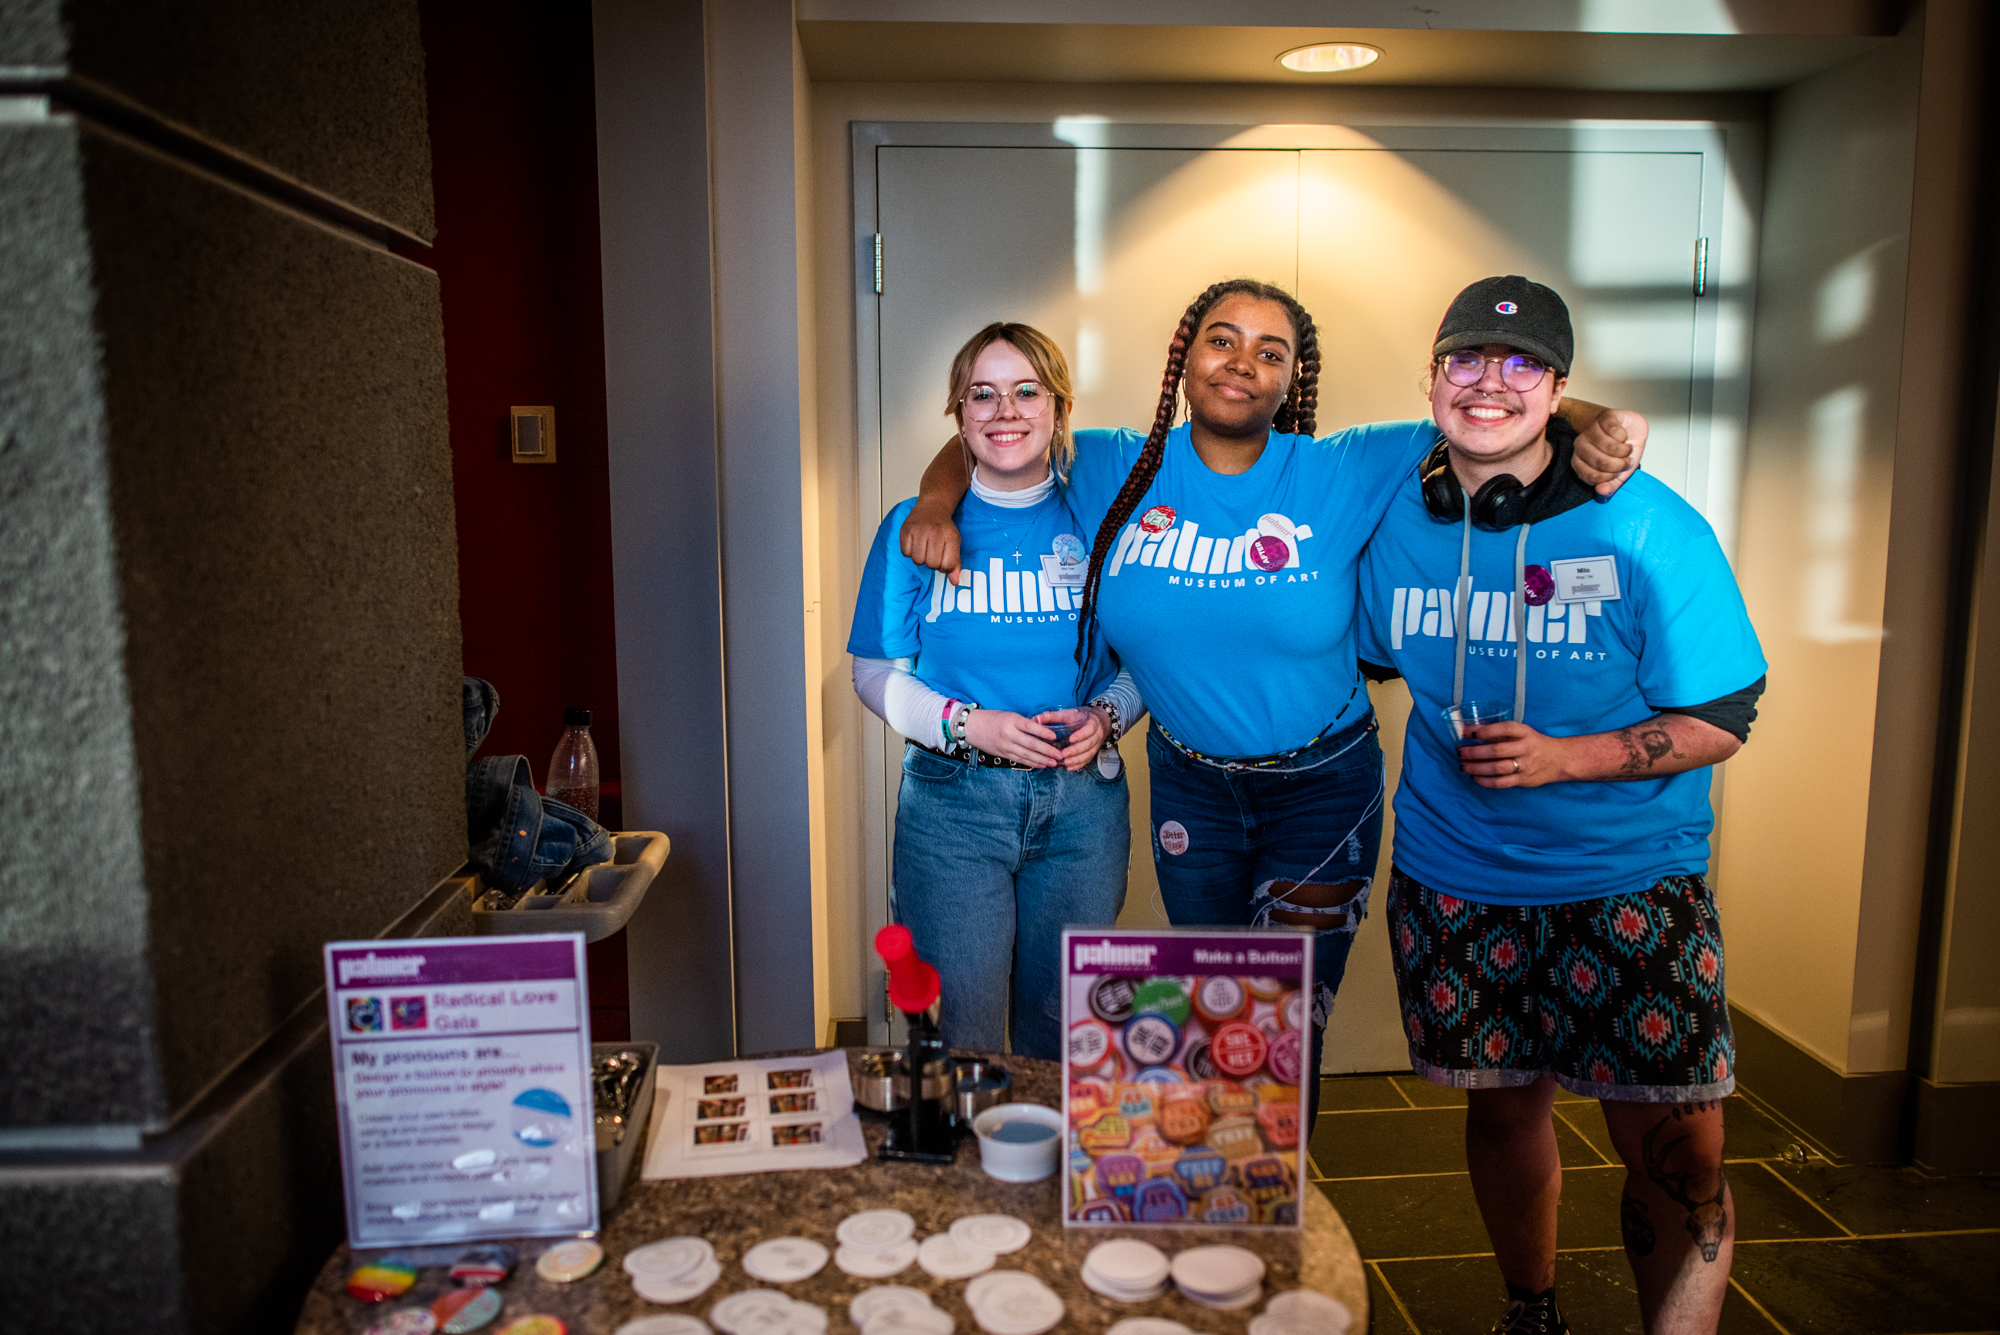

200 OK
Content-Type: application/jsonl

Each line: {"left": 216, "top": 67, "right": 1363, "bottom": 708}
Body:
{"left": 1621, "top": 1194, "right": 1656, "bottom": 1257}
{"left": 1640, "top": 1105, "right": 1728, "bottom": 1262}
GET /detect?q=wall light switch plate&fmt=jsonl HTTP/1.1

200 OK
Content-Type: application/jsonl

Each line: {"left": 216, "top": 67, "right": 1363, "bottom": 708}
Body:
{"left": 511, "top": 405, "right": 556, "bottom": 463}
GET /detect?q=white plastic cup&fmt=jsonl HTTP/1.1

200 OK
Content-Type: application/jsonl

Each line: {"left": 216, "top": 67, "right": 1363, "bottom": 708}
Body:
{"left": 971, "top": 1102, "right": 1064, "bottom": 1183}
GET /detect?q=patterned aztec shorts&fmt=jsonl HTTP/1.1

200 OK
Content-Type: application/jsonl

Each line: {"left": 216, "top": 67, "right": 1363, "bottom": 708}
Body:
{"left": 1386, "top": 866, "right": 1735, "bottom": 1102}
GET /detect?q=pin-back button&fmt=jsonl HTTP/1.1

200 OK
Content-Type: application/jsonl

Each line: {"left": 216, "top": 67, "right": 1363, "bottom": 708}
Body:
{"left": 1122, "top": 1013, "right": 1180, "bottom": 1067}
{"left": 366, "top": 1309, "right": 437, "bottom": 1335}
{"left": 1193, "top": 976, "right": 1247, "bottom": 1024}
{"left": 497, "top": 1318, "right": 567, "bottom": 1335}
{"left": 348, "top": 1256, "right": 419, "bottom": 1302}
{"left": 432, "top": 1287, "right": 504, "bottom": 1334}
{"left": 1130, "top": 978, "right": 1190, "bottom": 1027}
{"left": 1209, "top": 1021, "right": 1269, "bottom": 1078}
{"left": 450, "top": 1243, "right": 517, "bottom": 1287}
{"left": 535, "top": 1239, "right": 603, "bottom": 1283}
{"left": 1089, "top": 976, "right": 1137, "bottom": 1024}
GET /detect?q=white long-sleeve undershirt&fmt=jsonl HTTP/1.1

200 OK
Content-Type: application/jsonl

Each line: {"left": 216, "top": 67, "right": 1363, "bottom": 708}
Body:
{"left": 850, "top": 656, "right": 1146, "bottom": 751}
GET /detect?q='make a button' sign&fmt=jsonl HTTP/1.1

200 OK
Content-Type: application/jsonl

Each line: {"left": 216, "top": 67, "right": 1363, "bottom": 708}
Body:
{"left": 1550, "top": 556, "right": 1620, "bottom": 604}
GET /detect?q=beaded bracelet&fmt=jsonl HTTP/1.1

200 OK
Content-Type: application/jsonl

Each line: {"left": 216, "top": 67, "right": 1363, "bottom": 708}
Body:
{"left": 1090, "top": 696, "right": 1123, "bottom": 745}
{"left": 949, "top": 701, "right": 978, "bottom": 750}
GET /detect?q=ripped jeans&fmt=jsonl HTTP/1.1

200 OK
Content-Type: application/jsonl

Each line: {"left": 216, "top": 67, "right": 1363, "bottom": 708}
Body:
{"left": 1145, "top": 712, "right": 1385, "bottom": 1118}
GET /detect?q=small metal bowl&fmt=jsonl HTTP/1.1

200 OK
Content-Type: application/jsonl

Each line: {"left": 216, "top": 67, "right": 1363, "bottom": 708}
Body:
{"left": 953, "top": 1059, "right": 1012, "bottom": 1122}
{"left": 850, "top": 1049, "right": 899, "bottom": 1113}
{"left": 848, "top": 1047, "right": 954, "bottom": 1113}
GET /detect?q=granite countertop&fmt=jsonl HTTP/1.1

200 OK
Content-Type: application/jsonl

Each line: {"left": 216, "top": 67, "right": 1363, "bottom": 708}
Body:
{"left": 296, "top": 1051, "right": 1367, "bottom": 1334}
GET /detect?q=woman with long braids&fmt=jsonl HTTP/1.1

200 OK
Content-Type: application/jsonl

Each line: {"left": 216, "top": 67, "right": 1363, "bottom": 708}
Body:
{"left": 901, "top": 279, "right": 1647, "bottom": 1103}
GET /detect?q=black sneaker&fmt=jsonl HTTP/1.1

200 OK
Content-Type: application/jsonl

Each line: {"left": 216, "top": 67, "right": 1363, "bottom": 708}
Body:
{"left": 1491, "top": 1295, "right": 1568, "bottom": 1335}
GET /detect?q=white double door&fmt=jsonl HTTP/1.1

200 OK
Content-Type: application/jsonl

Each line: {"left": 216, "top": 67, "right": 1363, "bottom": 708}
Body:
{"left": 863, "top": 126, "right": 1736, "bottom": 1068}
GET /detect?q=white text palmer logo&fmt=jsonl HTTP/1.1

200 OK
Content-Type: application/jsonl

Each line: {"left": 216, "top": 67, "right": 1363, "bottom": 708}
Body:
{"left": 1106, "top": 510, "right": 1314, "bottom": 584}
{"left": 1389, "top": 584, "right": 1604, "bottom": 652}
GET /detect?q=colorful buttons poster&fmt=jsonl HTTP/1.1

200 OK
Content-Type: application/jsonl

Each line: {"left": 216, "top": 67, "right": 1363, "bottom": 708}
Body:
{"left": 323, "top": 934, "right": 598, "bottom": 1248}
{"left": 1061, "top": 927, "right": 1312, "bottom": 1230}
{"left": 640, "top": 1049, "right": 866, "bottom": 1180}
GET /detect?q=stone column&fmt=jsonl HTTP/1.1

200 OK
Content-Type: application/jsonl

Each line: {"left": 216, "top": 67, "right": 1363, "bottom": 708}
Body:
{"left": 0, "top": 2, "right": 467, "bottom": 1328}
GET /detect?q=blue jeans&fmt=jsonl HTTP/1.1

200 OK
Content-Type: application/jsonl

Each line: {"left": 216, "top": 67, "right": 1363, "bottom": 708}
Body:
{"left": 892, "top": 743, "right": 1131, "bottom": 1060}
{"left": 1145, "top": 712, "right": 1385, "bottom": 1109}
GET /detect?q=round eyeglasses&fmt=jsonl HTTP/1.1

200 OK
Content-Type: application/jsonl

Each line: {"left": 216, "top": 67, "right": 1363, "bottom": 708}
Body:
{"left": 1438, "top": 350, "right": 1554, "bottom": 392}
{"left": 962, "top": 381, "right": 1053, "bottom": 421}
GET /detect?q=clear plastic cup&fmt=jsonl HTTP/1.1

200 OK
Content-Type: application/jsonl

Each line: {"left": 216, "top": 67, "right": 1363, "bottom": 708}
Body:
{"left": 1442, "top": 700, "right": 1512, "bottom": 742}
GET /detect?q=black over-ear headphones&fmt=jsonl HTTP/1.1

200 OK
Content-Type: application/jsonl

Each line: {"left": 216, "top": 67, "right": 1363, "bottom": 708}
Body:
{"left": 1420, "top": 440, "right": 1555, "bottom": 530}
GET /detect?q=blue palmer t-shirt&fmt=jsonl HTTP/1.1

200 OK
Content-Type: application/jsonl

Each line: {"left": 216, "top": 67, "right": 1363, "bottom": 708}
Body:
{"left": 849, "top": 489, "right": 1118, "bottom": 716}
{"left": 1358, "top": 469, "right": 1767, "bottom": 906}
{"left": 1069, "top": 420, "right": 1436, "bottom": 757}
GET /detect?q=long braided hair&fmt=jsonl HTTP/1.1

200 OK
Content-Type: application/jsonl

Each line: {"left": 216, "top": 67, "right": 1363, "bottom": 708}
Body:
{"left": 1074, "top": 279, "right": 1321, "bottom": 681}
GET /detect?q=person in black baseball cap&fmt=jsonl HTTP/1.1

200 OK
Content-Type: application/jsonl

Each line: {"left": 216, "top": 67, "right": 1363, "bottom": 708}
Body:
{"left": 1356, "top": 274, "right": 1768, "bottom": 1335}
{"left": 1433, "top": 273, "right": 1574, "bottom": 373}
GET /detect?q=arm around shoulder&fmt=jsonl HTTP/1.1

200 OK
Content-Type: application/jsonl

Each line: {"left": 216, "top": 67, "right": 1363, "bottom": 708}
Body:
{"left": 900, "top": 437, "right": 970, "bottom": 579}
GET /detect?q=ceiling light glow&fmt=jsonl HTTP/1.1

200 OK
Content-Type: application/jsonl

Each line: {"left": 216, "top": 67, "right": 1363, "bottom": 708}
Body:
{"left": 1277, "top": 43, "right": 1382, "bottom": 74}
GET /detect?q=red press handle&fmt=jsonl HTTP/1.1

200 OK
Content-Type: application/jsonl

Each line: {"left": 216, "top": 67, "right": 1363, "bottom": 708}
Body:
{"left": 874, "top": 924, "right": 941, "bottom": 1015}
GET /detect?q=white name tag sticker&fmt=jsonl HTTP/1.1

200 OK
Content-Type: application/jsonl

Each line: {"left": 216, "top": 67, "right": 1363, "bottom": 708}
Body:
{"left": 1041, "top": 554, "right": 1086, "bottom": 589}
{"left": 1550, "top": 556, "right": 1620, "bottom": 604}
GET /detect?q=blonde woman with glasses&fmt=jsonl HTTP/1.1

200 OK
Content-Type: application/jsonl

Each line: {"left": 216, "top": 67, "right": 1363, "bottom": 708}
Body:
{"left": 848, "top": 322, "right": 1143, "bottom": 1059}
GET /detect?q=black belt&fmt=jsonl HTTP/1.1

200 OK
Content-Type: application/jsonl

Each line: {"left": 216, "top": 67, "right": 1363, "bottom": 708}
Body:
{"left": 913, "top": 740, "right": 1039, "bottom": 771}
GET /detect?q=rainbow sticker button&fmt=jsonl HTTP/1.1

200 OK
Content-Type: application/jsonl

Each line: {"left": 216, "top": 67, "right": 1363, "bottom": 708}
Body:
{"left": 347, "top": 1256, "right": 418, "bottom": 1302}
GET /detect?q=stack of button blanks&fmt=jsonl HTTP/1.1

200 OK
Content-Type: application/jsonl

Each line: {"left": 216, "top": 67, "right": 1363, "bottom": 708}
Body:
{"left": 1105, "top": 1321, "right": 1200, "bottom": 1335}
{"left": 625, "top": 1237, "right": 723, "bottom": 1304}
{"left": 835, "top": 1209, "right": 919, "bottom": 1277}
{"left": 964, "top": 1270, "right": 1065, "bottom": 1335}
{"left": 916, "top": 1230, "right": 995, "bottom": 1280}
{"left": 1249, "top": 1289, "right": 1354, "bottom": 1335}
{"left": 1168, "top": 1245, "right": 1265, "bottom": 1310}
{"left": 948, "top": 1214, "right": 1032, "bottom": 1257}
{"left": 1079, "top": 1239, "right": 1171, "bottom": 1303}
{"left": 708, "top": 1288, "right": 828, "bottom": 1334}
{"left": 847, "top": 1286, "right": 953, "bottom": 1335}
{"left": 615, "top": 1317, "right": 715, "bottom": 1335}
{"left": 740, "top": 1237, "right": 830, "bottom": 1284}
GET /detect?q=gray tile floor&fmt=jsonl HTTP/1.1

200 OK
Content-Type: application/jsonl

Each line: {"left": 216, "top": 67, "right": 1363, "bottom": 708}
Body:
{"left": 1309, "top": 1075, "right": 2000, "bottom": 1335}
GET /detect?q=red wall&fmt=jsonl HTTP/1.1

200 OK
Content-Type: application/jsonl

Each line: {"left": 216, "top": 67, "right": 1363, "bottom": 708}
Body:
{"left": 421, "top": 0, "right": 621, "bottom": 810}
{"left": 422, "top": 0, "right": 628, "bottom": 1035}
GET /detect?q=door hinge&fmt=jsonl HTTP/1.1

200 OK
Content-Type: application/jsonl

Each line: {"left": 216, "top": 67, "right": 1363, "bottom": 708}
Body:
{"left": 872, "top": 234, "right": 884, "bottom": 295}
{"left": 1693, "top": 237, "right": 1709, "bottom": 297}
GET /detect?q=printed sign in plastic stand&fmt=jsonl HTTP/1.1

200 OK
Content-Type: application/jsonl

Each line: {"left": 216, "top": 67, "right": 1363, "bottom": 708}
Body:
{"left": 324, "top": 934, "right": 598, "bottom": 1247}
{"left": 1061, "top": 927, "right": 1311, "bottom": 1230}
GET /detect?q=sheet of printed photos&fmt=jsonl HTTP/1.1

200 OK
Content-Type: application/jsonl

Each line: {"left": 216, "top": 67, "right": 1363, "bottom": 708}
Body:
{"left": 1062, "top": 927, "right": 1312, "bottom": 1230}
{"left": 681, "top": 1061, "right": 831, "bottom": 1154}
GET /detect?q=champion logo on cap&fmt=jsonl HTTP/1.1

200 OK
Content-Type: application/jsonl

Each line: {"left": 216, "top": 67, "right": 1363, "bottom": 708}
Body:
{"left": 1496, "top": 301, "right": 1519, "bottom": 314}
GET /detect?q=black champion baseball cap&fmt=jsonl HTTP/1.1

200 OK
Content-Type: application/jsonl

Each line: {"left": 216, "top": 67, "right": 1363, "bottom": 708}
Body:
{"left": 1432, "top": 275, "right": 1573, "bottom": 374}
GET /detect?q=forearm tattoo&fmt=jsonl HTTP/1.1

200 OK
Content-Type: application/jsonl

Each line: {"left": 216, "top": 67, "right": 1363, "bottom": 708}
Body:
{"left": 1616, "top": 720, "right": 1686, "bottom": 775}
{"left": 1639, "top": 1103, "right": 1729, "bottom": 1262}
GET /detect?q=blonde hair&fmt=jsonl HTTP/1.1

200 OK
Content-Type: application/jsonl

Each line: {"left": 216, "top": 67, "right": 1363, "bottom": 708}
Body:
{"left": 943, "top": 322, "right": 1077, "bottom": 482}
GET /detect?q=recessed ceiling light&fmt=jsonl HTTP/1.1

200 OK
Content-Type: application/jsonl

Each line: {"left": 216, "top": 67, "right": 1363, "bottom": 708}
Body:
{"left": 1277, "top": 43, "right": 1382, "bottom": 74}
